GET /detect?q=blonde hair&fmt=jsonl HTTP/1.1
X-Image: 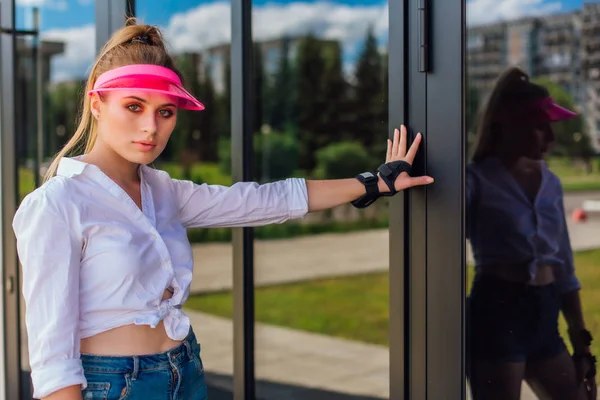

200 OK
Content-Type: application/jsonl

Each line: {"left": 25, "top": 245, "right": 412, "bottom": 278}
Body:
{"left": 43, "top": 18, "right": 184, "bottom": 182}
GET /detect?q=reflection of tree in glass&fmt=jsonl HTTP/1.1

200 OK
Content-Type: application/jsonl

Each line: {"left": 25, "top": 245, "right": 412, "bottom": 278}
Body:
{"left": 47, "top": 80, "right": 85, "bottom": 158}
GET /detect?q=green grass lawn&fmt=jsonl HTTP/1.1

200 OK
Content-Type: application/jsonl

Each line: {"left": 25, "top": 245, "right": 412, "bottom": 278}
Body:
{"left": 185, "top": 248, "right": 600, "bottom": 357}
{"left": 548, "top": 157, "right": 600, "bottom": 192}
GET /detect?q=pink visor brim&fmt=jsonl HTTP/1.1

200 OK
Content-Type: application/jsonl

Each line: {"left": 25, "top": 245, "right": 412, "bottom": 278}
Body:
{"left": 88, "top": 64, "right": 205, "bottom": 111}
{"left": 535, "top": 97, "right": 577, "bottom": 122}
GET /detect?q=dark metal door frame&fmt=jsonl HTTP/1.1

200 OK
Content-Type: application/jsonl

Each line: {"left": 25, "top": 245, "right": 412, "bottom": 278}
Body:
{"left": 403, "top": 0, "right": 467, "bottom": 398}
{"left": 0, "top": 0, "right": 25, "bottom": 398}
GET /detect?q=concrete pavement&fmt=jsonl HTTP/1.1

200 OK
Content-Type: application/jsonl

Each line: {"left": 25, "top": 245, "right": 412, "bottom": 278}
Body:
{"left": 190, "top": 309, "right": 540, "bottom": 399}
{"left": 190, "top": 218, "right": 600, "bottom": 294}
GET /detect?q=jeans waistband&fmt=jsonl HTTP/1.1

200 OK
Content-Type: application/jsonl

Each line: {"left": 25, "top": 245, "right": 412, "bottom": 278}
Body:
{"left": 81, "top": 328, "right": 199, "bottom": 374}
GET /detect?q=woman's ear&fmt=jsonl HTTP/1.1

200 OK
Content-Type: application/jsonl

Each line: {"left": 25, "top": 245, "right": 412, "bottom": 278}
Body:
{"left": 90, "top": 93, "right": 102, "bottom": 119}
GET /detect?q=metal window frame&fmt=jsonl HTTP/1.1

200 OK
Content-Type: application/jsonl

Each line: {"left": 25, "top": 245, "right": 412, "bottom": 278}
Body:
{"left": 404, "top": 0, "right": 467, "bottom": 398}
{"left": 424, "top": 0, "right": 465, "bottom": 396}
{"left": 388, "top": 0, "right": 407, "bottom": 398}
{"left": 95, "top": 0, "right": 135, "bottom": 53}
{"left": 0, "top": 0, "right": 22, "bottom": 399}
{"left": 230, "top": 0, "right": 255, "bottom": 398}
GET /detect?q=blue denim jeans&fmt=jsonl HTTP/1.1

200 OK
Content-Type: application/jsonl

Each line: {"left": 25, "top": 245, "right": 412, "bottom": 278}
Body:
{"left": 81, "top": 328, "right": 208, "bottom": 400}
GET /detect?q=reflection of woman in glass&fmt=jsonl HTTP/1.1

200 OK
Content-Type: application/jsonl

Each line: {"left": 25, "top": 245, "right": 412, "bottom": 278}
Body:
{"left": 12, "top": 20, "right": 433, "bottom": 400}
{"left": 466, "top": 67, "right": 596, "bottom": 400}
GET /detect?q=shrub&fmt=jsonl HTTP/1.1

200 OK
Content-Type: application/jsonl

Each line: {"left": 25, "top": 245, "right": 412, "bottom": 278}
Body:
{"left": 314, "top": 141, "right": 373, "bottom": 179}
{"left": 219, "top": 130, "right": 299, "bottom": 181}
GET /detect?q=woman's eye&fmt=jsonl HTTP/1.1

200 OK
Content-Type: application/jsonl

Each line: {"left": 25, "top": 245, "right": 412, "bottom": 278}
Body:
{"left": 159, "top": 109, "right": 174, "bottom": 118}
{"left": 127, "top": 104, "right": 141, "bottom": 112}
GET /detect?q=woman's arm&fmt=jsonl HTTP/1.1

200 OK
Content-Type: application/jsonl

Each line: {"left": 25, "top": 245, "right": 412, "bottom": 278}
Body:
{"left": 554, "top": 187, "right": 589, "bottom": 354}
{"left": 173, "top": 126, "right": 433, "bottom": 228}
{"left": 12, "top": 189, "right": 86, "bottom": 400}
{"left": 561, "top": 290, "right": 589, "bottom": 353}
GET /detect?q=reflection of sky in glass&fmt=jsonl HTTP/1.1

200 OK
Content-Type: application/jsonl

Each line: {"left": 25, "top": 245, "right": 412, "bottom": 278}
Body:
{"left": 16, "top": 0, "right": 598, "bottom": 82}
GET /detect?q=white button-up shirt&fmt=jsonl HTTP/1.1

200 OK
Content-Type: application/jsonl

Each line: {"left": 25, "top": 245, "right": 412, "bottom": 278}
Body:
{"left": 12, "top": 157, "right": 309, "bottom": 399}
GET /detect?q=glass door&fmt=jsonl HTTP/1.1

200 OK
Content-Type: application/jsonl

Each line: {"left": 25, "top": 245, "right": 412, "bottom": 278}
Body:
{"left": 0, "top": 1, "right": 97, "bottom": 398}
{"left": 423, "top": 0, "right": 600, "bottom": 398}
{"left": 464, "top": 1, "right": 600, "bottom": 399}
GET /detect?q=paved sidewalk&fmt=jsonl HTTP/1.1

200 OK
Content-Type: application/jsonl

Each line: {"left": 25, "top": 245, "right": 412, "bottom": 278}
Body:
{"left": 191, "top": 218, "right": 600, "bottom": 294}
{"left": 189, "top": 309, "right": 540, "bottom": 399}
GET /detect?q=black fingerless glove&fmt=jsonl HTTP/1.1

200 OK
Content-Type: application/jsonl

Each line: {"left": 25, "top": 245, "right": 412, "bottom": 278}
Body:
{"left": 351, "top": 160, "right": 413, "bottom": 208}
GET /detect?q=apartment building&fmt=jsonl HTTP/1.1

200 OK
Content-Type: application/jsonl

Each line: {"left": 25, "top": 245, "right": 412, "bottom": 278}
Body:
{"left": 467, "top": 2, "right": 600, "bottom": 151}
{"left": 581, "top": 2, "right": 600, "bottom": 146}
{"left": 182, "top": 36, "right": 336, "bottom": 95}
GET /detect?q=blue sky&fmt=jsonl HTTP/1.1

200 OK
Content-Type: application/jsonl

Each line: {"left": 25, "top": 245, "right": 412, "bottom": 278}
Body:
{"left": 21, "top": 0, "right": 594, "bottom": 31}
{"left": 16, "top": 0, "right": 386, "bottom": 31}
{"left": 14, "top": 0, "right": 597, "bottom": 82}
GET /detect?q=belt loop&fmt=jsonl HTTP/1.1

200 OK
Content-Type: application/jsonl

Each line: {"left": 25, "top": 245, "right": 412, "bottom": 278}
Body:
{"left": 131, "top": 356, "right": 140, "bottom": 380}
{"left": 183, "top": 339, "right": 193, "bottom": 360}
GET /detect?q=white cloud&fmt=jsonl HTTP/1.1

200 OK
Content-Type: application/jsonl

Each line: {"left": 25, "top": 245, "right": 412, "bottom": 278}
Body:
{"left": 161, "top": 1, "right": 388, "bottom": 57}
{"left": 467, "top": 0, "right": 563, "bottom": 26}
{"left": 17, "top": 0, "right": 68, "bottom": 10}
{"left": 40, "top": 0, "right": 565, "bottom": 82}
{"left": 42, "top": 24, "right": 95, "bottom": 82}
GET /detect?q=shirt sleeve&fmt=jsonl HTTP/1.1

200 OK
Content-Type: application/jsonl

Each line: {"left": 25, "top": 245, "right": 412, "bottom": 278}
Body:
{"left": 171, "top": 178, "right": 309, "bottom": 228}
{"left": 554, "top": 190, "right": 581, "bottom": 294}
{"left": 12, "top": 189, "right": 86, "bottom": 399}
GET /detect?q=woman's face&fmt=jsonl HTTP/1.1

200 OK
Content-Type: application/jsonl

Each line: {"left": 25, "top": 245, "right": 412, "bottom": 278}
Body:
{"left": 91, "top": 89, "right": 178, "bottom": 166}
{"left": 531, "top": 123, "right": 555, "bottom": 159}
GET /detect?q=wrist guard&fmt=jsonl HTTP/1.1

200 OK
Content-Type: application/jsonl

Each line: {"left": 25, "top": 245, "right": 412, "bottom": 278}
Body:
{"left": 377, "top": 160, "right": 413, "bottom": 196}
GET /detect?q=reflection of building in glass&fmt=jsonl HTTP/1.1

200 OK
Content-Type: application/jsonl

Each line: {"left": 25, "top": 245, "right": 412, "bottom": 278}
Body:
{"left": 581, "top": 3, "right": 600, "bottom": 149}
{"left": 15, "top": 38, "right": 65, "bottom": 161}
{"left": 467, "top": 2, "right": 600, "bottom": 151}
{"left": 184, "top": 36, "right": 337, "bottom": 94}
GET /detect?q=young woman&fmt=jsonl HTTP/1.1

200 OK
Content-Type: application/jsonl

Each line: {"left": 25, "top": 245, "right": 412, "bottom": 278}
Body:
{"left": 12, "top": 20, "right": 433, "bottom": 400}
{"left": 466, "top": 67, "right": 596, "bottom": 400}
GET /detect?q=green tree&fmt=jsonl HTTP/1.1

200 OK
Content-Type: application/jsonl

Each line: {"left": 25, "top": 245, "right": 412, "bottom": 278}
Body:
{"left": 197, "top": 74, "right": 218, "bottom": 162}
{"left": 253, "top": 43, "right": 266, "bottom": 133}
{"left": 47, "top": 80, "right": 83, "bottom": 156}
{"left": 219, "top": 129, "right": 298, "bottom": 180}
{"left": 267, "top": 37, "right": 295, "bottom": 132}
{"left": 294, "top": 34, "right": 328, "bottom": 171}
{"left": 352, "top": 26, "right": 385, "bottom": 150}
{"left": 320, "top": 41, "right": 351, "bottom": 143}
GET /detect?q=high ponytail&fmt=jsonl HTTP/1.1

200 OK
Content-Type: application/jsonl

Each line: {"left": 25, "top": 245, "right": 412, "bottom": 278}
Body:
{"left": 43, "top": 18, "right": 184, "bottom": 182}
{"left": 470, "top": 66, "right": 549, "bottom": 162}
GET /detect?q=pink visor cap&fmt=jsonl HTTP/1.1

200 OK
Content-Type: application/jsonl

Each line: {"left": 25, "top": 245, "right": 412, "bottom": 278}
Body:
{"left": 88, "top": 64, "right": 205, "bottom": 111}
{"left": 534, "top": 97, "right": 578, "bottom": 122}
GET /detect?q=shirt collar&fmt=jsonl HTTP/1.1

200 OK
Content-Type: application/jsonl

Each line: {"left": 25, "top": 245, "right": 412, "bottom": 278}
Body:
{"left": 56, "top": 156, "right": 89, "bottom": 177}
{"left": 56, "top": 155, "right": 148, "bottom": 179}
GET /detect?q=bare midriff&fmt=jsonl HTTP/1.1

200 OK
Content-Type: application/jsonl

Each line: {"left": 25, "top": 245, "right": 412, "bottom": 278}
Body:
{"left": 79, "top": 289, "right": 181, "bottom": 356}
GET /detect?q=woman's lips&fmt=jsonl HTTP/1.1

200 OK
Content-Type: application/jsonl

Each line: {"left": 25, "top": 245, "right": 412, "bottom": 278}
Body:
{"left": 133, "top": 141, "right": 157, "bottom": 152}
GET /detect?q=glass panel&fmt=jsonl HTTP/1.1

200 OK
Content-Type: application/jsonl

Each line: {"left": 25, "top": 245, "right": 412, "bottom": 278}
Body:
{"left": 14, "top": 0, "right": 95, "bottom": 393}
{"left": 134, "top": 2, "right": 233, "bottom": 398}
{"left": 465, "top": 1, "right": 600, "bottom": 399}
{"left": 251, "top": 2, "right": 390, "bottom": 399}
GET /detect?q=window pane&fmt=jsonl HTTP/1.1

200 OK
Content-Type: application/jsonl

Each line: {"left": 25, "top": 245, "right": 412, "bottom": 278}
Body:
{"left": 250, "top": 2, "right": 390, "bottom": 398}
{"left": 465, "top": 1, "right": 600, "bottom": 398}
{"left": 14, "top": 0, "right": 96, "bottom": 393}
